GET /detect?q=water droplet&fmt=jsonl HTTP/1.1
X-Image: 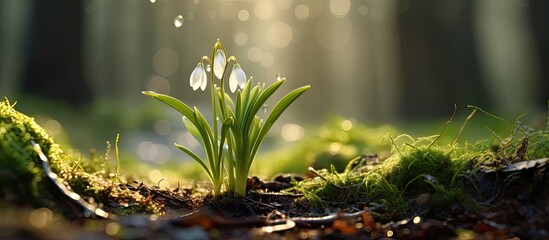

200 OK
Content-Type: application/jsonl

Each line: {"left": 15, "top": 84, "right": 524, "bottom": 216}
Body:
{"left": 276, "top": 74, "right": 282, "bottom": 81}
{"left": 174, "top": 15, "right": 184, "bottom": 28}
{"left": 150, "top": 0, "right": 156, "bottom": 3}
{"left": 424, "top": 174, "right": 436, "bottom": 183}
{"left": 206, "top": 64, "right": 211, "bottom": 72}
{"left": 262, "top": 104, "right": 268, "bottom": 112}
{"left": 216, "top": 117, "right": 220, "bottom": 121}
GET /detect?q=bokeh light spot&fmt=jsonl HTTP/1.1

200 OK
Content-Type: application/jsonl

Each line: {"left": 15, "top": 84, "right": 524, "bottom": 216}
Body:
{"left": 148, "top": 169, "right": 166, "bottom": 185}
{"left": 358, "top": 5, "right": 368, "bottom": 15}
{"left": 137, "top": 141, "right": 158, "bottom": 162}
{"left": 330, "top": 0, "right": 351, "bottom": 17}
{"left": 260, "top": 52, "right": 274, "bottom": 67}
{"left": 295, "top": 5, "right": 310, "bottom": 20}
{"left": 341, "top": 119, "right": 353, "bottom": 131}
{"left": 247, "top": 47, "right": 262, "bottom": 62}
{"left": 255, "top": 1, "right": 273, "bottom": 20}
{"left": 105, "top": 222, "right": 120, "bottom": 236}
{"left": 153, "top": 48, "right": 179, "bottom": 77}
{"left": 153, "top": 144, "right": 171, "bottom": 164}
{"left": 29, "top": 208, "right": 53, "bottom": 229}
{"left": 329, "top": 142, "right": 341, "bottom": 155}
{"left": 177, "top": 131, "right": 201, "bottom": 148}
{"left": 154, "top": 119, "right": 172, "bottom": 136}
{"left": 238, "top": 10, "right": 250, "bottom": 21}
{"left": 145, "top": 75, "right": 171, "bottom": 94}
{"left": 44, "top": 119, "right": 61, "bottom": 136}
{"left": 267, "top": 22, "right": 293, "bottom": 49}
{"left": 234, "top": 32, "right": 248, "bottom": 46}
{"left": 281, "top": 123, "right": 305, "bottom": 142}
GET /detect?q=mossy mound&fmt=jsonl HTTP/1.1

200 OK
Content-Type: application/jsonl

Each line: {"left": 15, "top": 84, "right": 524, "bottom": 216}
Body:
{"left": 0, "top": 99, "right": 68, "bottom": 206}
{"left": 294, "top": 109, "right": 549, "bottom": 220}
{"left": 296, "top": 146, "right": 466, "bottom": 218}
{"left": 383, "top": 147, "right": 454, "bottom": 193}
{"left": 0, "top": 99, "right": 159, "bottom": 216}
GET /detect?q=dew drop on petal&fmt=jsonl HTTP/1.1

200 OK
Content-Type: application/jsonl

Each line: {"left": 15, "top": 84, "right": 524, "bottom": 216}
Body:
{"left": 174, "top": 15, "right": 184, "bottom": 28}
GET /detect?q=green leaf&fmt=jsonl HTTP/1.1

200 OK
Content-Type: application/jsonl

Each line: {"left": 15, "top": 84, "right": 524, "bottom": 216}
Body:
{"left": 192, "top": 107, "right": 216, "bottom": 165}
{"left": 218, "top": 117, "right": 234, "bottom": 163}
{"left": 142, "top": 91, "right": 196, "bottom": 124}
{"left": 251, "top": 85, "right": 310, "bottom": 158}
{"left": 174, "top": 143, "right": 213, "bottom": 181}
{"left": 235, "top": 89, "right": 243, "bottom": 123}
{"left": 182, "top": 116, "right": 203, "bottom": 145}
{"left": 223, "top": 92, "right": 235, "bottom": 111}
{"left": 243, "top": 79, "right": 284, "bottom": 132}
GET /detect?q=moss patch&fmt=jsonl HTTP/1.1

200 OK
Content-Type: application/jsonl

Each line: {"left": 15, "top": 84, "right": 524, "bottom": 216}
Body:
{"left": 0, "top": 99, "right": 160, "bottom": 216}
{"left": 293, "top": 109, "right": 549, "bottom": 221}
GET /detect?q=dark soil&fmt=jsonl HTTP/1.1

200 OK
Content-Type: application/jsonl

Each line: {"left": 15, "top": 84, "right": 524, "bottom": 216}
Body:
{"left": 1, "top": 160, "right": 547, "bottom": 240}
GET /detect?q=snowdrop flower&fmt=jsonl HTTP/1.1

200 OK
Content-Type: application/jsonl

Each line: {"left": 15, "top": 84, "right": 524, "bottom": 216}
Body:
{"left": 143, "top": 38, "right": 310, "bottom": 196}
{"left": 190, "top": 62, "right": 207, "bottom": 91}
{"left": 228, "top": 63, "right": 246, "bottom": 93}
{"left": 213, "top": 49, "right": 226, "bottom": 79}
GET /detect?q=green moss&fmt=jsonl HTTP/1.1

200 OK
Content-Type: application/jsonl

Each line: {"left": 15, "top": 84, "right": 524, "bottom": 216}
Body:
{"left": 0, "top": 99, "right": 160, "bottom": 215}
{"left": 384, "top": 147, "right": 453, "bottom": 193}
{"left": 294, "top": 104, "right": 549, "bottom": 221}
{"left": 526, "top": 131, "right": 549, "bottom": 160}
{"left": 0, "top": 99, "right": 68, "bottom": 205}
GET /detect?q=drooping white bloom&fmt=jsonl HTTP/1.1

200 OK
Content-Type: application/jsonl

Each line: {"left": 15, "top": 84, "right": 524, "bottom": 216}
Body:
{"left": 213, "top": 49, "right": 226, "bottom": 79}
{"left": 199, "top": 65, "right": 208, "bottom": 91}
{"left": 190, "top": 62, "right": 207, "bottom": 91}
{"left": 228, "top": 63, "right": 246, "bottom": 93}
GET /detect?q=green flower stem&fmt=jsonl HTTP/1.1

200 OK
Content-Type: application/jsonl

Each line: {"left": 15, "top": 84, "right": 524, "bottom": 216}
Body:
{"left": 144, "top": 39, "right": 309, "bottom": 196}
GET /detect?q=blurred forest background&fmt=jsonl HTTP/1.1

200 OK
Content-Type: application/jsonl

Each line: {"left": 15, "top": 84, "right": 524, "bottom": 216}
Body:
{"left": 0, "top": 0, "right": 548, "bottom": 170}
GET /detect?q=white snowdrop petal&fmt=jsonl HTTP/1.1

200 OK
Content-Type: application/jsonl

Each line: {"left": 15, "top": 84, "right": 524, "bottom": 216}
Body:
{"left": 229, "top": 66, "right": 238, "bottom": 93}
{"left": 213, "top": 49, "right": 226, "bottom": 79}
{"left": 235, "top": 64, "right": 247, "bottom": 88}
{"left": 190, "top": 63, "right": 204, "bottom": 90}
{"left": 200, "top": 69, "right": 208, "bottom": 91}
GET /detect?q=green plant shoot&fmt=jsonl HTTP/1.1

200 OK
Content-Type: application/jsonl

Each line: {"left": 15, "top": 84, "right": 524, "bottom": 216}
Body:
{"left": 143, "top": 39, "right": 310, "bottom": 196}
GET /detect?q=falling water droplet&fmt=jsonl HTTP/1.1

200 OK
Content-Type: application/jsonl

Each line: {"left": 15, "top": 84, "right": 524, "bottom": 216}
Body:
{"left": 275, "top": 74, "right": 282, "bottom": 81}
{"left": 206, "top": 64, "right": 211, "bottom": 72}
{"left": 262, "top": 104, "right": 268, "bottom": 113}
{"left": 174, "top": 15, "right": 184, "bottom": 28}
{"left": 150, "top": 0, "right": 156, "bottom": 3}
